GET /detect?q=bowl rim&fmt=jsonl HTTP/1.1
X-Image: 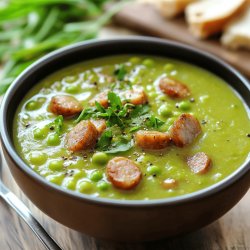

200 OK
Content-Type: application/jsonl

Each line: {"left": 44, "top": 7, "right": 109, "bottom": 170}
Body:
{"left": 1, "top": 37, "right": 250, "bottom": 207}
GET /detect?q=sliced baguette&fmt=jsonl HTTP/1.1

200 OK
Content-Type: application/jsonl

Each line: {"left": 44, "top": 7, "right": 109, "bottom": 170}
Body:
{"left": 186, "top": 0, "right": 247, "bottom": 39}
{"left": 221, "top": 6, "right": 250, "bottom": 50}
{"left": 137, "top": 0, "right": 197, "bottom": 19}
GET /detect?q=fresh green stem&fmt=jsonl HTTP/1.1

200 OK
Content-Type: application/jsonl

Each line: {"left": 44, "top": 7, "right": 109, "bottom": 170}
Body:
{"left": 34, "top": 7, "right": 60, "bottom": 42}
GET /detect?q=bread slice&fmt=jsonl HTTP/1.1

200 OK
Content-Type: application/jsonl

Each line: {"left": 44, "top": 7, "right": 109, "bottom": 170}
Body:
{"left": 186, "top": 0, "right": 247, "bottom": 39}
{"left": 137, "top": 0, "right": 197, "bottom": 19}
{"left": 221, "top": 6, "right": 250, "bottom": 50}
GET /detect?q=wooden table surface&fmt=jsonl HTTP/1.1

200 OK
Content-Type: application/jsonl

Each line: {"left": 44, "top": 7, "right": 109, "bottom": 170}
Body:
{"left": 0, "top": 27, "right": 249, "bottom": 250}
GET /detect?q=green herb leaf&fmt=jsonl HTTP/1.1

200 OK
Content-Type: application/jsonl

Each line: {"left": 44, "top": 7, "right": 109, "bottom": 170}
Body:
{"left": 130, "top": 104, "right": 150, "bottom": 118}
{"left": 114, "top": 64, "right": 127, "bottom": 81}
{"left": 104, "top": 138, "right": 133, "bottom": 154}
{"left": 129, "top": 126, "right": 141, "bottom": 133}
{"left": 95, "top": 101, "right": 105, "bottom": 113}
{"left": 75, "top": 108, "right": 95, "bottom": 123}
{"left": 108, "top": 91, "right": 122, "bottom": 110}
{"left": 97, "top": 130, "right": 113, "bottom": 150}
{"left": 53, "top": 115, "right": 64, "bottom": 135}
{"left": 146, "top": 115, "right": 165, "bottom": 129}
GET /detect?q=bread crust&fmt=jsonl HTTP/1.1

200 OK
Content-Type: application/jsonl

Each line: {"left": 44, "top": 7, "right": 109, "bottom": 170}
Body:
{"left": 221, "top": 5, "right": 250, "bottom": 50}
{"left": 138, "top": 0, "right": 197, "bottom": 18}
{"left": 186, "top": 0, "right": 247, "bottom": 39}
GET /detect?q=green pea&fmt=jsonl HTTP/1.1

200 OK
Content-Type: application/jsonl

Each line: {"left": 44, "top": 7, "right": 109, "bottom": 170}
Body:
{"left": 143, "top": 59, "right": 154, "bottom": 68}
{"left": 48, "top": 175, "right": 63, "bottom": 185}
{"left": 37, "top": 97, "right": 46, "bottom": 104}
{"left": 47, "top": 133, "right": 60, "bottom": 146}
{"left": 26, "top": 100, "right": 39, "bottom": 111}
{"left": 164, "top": 63, "right": 174, "bottom": 72}
{"left": 73, "top": 171, "right": 86, "bottom": 180}
{"left": 64, "top": 75, "right": 78, "bottom": 84}
{"left": 157, "top": 95, "right": 167, "bottom": 101}
{"left": 78, "top": 181, "right": 93, "bottom": 193}
{"left": 33, "top": 128, "right": 47, "bottom": 140}
{"left": 147, "top": 165, "right": 161, "bottom": 176}
{"left": 65, "top": 180, "right": 76, "bottom": 190}
{"left": 29, "top": 152, "right": 47, "bottom": 165}
{"left": 178, "top": 101, "right": 191, "bottom": 111}
{"left": 148, "top": 92, "right": 157, "bottom": 98}
{"left": 90, "top": 170, "right": 103, "bottom": 182}
{"left": 129, "top": 57, "right": 141, "bottom": 64}
{"left": 65, "top": 85, "right": 79, "bottom": 94}
{"left": 48, "top": 160, "right": 64, "bottom": 171}
{"left": 159, "top": 105, "right": 172, "bottom": 117}
{"left": 97, "top": 181, "right": 110, "bottom": 191}
{"left": 92, "top": 152, "right": 108, "bottom": 165}
{"left": 159, "top": 123, "right": 170, "bottom": 132}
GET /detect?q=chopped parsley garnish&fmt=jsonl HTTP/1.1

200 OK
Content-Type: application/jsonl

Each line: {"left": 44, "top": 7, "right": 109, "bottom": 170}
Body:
{"left": 108, "top": 92, "right": 122, "bottom": 110}
{"left": 50, "top": 115, "right": 64, "bottom": 135}
{"left": 75, "top": 92, "right": 165, "bottom": 153}
{"left": 75, "top": 107, "right": 96, "bottom": 123}
{"left": 105, "top": 138, "right": 133, "bottom": 154}
{"left": 146, "top": 115, "right": 165, "bottom": 129}
{"left": 97, "top": 130, "right": 113, "bottom": 150}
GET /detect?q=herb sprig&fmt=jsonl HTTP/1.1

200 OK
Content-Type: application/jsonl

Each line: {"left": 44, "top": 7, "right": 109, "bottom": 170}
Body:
{"left": 75, "top": 91, "right": 165, "bottom": 153}
{"left": 49, "top": 115, "right": 64, "bottom": 135}
{"left": 0, "top": 0, "right": 127, "bottom": 95}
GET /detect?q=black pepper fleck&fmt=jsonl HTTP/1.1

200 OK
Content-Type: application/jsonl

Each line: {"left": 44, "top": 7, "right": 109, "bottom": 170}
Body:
{"left": 201, "top": 120, "right": 207, "bottom": 125}
{"left": 190, "top": 98, "right": 195, "bottom": 103}
{"left": 247, "top": 134, "right": 250, "bottom": 138}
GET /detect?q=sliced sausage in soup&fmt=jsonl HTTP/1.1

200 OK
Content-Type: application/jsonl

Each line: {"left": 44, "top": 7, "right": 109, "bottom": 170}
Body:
{"left": 135, "top": 130, "right": 171, "bottom": 150}
{"left": 106, "top": 157, "right": 142, "bottom": 190}
{"left": 170, "top": 113, "right": 201, "bottom": 147}
{"left": 159, "top": 77, "right": 190, "bottom": 99}
{"left": 65, "top": 120, "right": 99, "bottom": 152}
{"left": 187, "top": 152, "right": 212, "bottom": 174}
{"left": 50, "top": 95, "right": 83, "bottom": 117}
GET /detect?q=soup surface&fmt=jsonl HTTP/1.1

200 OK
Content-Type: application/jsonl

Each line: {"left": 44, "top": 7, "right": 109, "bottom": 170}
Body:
{"left": 13, "top": 55, "right": 250, "bottom": 200}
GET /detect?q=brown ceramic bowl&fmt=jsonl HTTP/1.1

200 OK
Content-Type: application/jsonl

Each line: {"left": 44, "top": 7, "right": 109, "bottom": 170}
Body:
{"left": 1, "top": 38, "right": 250, "bottom": 242}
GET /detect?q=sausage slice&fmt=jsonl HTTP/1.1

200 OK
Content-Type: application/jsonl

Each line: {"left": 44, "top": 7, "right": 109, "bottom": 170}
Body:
{"left": 106, "top": 157, "right": 142, "bottom": 190}
{"left": 159, "top": 77, "right": 190, "bottom": 98}
{"left": 89, "top": 91, "right": 109, "bottom": 108}
{"left": 65, "top": 120, "right": 99, "bottom": 152}
{"left": 162, "top": 178, "right": 178, "bottom": 189}
{"left": 123, "top": 89, "right": 148, "bottom": 105}
{"left": 170, "top": 114, "right": 201, "bottom": 147}
{"left": 90, "top": 119, "right": 106, "bottom": 135}
{"left": 135, "top": 130, "right": 171, "bottom": 150}
{"left": 50, "top": 95, "right": 82, "bottom": 117}
{"left": 187, "top": 152, "right": 212, "bottom": 174}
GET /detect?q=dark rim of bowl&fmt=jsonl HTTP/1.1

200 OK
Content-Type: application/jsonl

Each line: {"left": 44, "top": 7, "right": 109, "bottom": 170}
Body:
{"left": 0, "top": 37, "right": 250, "bottom": 207}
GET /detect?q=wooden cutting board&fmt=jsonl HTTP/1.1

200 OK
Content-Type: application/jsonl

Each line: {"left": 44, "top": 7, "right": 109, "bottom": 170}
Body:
{"left": 113, "top": 3, "right": 250, "bottom": 78}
